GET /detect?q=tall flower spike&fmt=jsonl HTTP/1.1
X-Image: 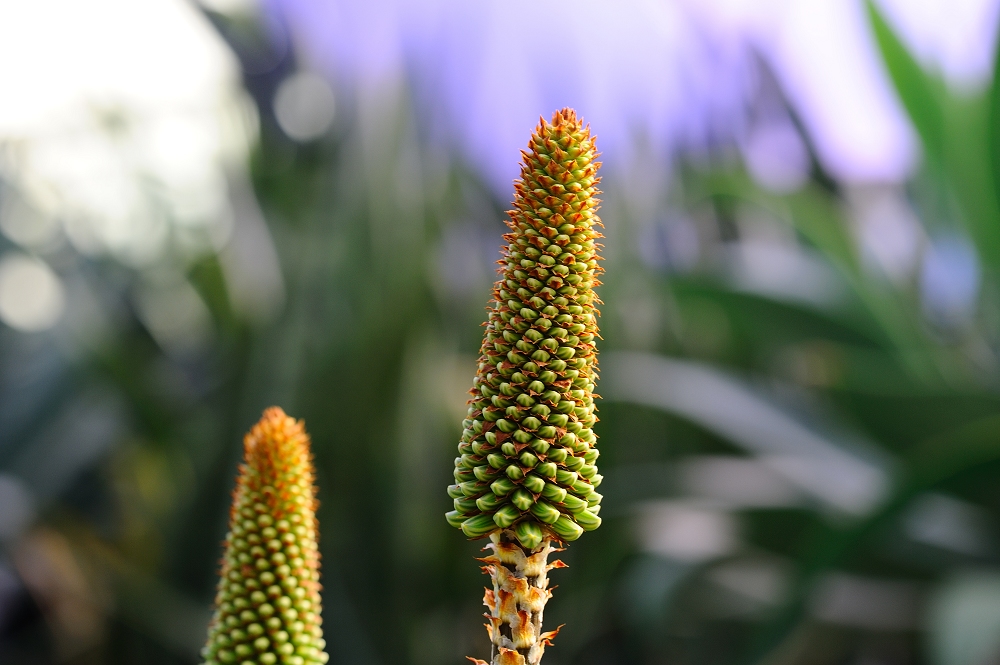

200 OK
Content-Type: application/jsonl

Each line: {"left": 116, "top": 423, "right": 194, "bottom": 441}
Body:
{"left": 446, "top": 108, "right": 604, "bottom": 665}
{"left": 202, "top": 407, "right": 328, "bottom": 665}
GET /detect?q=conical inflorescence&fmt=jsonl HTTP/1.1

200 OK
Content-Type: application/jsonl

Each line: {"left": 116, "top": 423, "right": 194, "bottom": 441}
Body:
{"left": 446, "top": 108, "right": 604, "bottom": 665}
{"left": 202, "top": 407, "right": 328, "bottom": 665}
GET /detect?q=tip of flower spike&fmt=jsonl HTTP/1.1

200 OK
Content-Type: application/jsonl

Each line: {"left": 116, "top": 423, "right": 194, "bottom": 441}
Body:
{"left": 539, "top": 108, "right": 584, "bottom": 136}
{"left": 244, "top": 406, "right": 311, "bottom": 471}
{"left": 551, "top": 107, "right": 578, "bottom": 126}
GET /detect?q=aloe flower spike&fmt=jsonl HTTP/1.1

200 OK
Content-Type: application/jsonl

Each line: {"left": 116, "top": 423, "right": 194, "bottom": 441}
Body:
{"left": 448, "top": 108, "right": 604, "bottom": 665}
{"left": 202, "top": 407, "right": 328, "bottom": 665}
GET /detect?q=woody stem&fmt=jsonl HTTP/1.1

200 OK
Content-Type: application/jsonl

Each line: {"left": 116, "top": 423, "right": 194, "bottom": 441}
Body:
{"left": 477, "top": 530, "right": 564, "bottom": 665}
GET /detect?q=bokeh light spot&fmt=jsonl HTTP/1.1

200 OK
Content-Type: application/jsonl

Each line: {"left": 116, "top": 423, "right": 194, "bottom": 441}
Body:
{"left": 0, "top": 253, "right": 65, "bottom": 332}
{"left": 273, "top": 72, "right": 336, "bottom": 142}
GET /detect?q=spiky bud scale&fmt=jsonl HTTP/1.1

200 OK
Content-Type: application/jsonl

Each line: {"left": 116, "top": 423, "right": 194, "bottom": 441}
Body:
{"left": 202, "top": 407, "right": 328, "bottom": 665}
{"left": 448, "top": 108, "right": 604, "bottom": 665}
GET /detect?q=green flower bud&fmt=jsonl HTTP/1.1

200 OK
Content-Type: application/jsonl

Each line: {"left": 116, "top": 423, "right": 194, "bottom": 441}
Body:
{"left": 536, "top": 462, "right": 557, "bottom": 478}
{"left": 552, "top": 515, "right": 585, "bottom": 541}
{"left": 522, "top": 474, "right": 546, "bottom": 494}
{"left": 514, "top": 520, "right": 544, "bottom": 549}
{"left": 531, "top": 404, "right": 551, "bottom": 418}
{"left": 522, "top": 416, "right": 542, "bottom": 430}
{"left": 537, "top": 425, "right": 558, "bottom": 439}
{"left": 556, "top": 469, "right": 578, "bottom": 485}
{"left": 473, "top": 465, "right": 498, "bottom": 481}
{"left": 528, "top": 380, "right": 545, "bottom": 393}
{"left": 462, "top": 514, "right": 500, "bottom": 538}
{"left": 555, "top": 401, "right": 575, "bottom": 414}
{"left": 574, "top": 510, "right": 602, "bottom": 531}
{"left": 511, "top": 489, "right": 534, "bottom": 511}
{"left": 548, "top": 413, "right": 569, "bottom": 427}
{"left": 490, "top": 478, "right": 516, "bottom": 496}
{"left": 529, "top": 500, "right": 561, "bottom": 524}
{"left": 546, "top": 447, "right": 568, "bottom": 463}
{"left": 459, "top": 481, "right": 483, "bottom": 497}
{"left": 556, "top": 346, "right": 576, "bottom": 360}
{"left": 512, "top": 429, "right": 533, "bottom": 444}
{"left": 529, "top": 439, "right": 551, "bottom": 454}
{"left": 542, "top": 482, "right": 567, "bottom": 503}
{"left": 500, "top": 442, "right": 517, "bottom": 456}
{"left": 476, "top": 492, "right": 506, "bottom": 512}
{"left": 496, "top": 419, "right": 517, "bottom": 433}
{"left": 506, "top": 465, "right": 525, "bottom": 480}
{"left": 519, "top": 451, "right": 539, "bottom": 468}
{"left": 487, "top": 454, "right": 506, "bottom": 469}
{"left": 565, "top": 455, "right": 585, "bottom": 471}
{"left": 493, "top": 504, "right": 522, "bottom": 529}
{"left": 454, "top": 497, "right": 479, "bottom": 513}
{"left": 446, "top": 484, "right": 464, "bottom": 499}
{"left": 560, "top": 494, "right": 587, "bottom": 512}
{"left": 572, "top": 479, "right": 594, "bottom": 497}
{"left": 579, "top": 464, "right": 597, "bottom": 479}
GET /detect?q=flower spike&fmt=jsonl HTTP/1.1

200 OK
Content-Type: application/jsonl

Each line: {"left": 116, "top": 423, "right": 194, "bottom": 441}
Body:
{"left": 446, "top": 108, "right": 604, "bottom": 665}
{"left": 202, "top": 407, "right": 328, "bottom": 665}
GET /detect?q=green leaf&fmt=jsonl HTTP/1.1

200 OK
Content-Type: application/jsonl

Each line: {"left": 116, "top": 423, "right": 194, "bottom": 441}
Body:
{"left": 866, "top": 0, "right": 945, "bottom": 163}
{"left": 989, "top": 16, "right": 1000, "bottom": 216}
{"left": 743, "top": 413, "right": 1000, "bottom": 665}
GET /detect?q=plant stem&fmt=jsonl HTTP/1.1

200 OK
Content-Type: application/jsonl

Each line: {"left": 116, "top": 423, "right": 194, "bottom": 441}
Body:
{"left": 470, "top": 530, "right": 566, "bottom": 665}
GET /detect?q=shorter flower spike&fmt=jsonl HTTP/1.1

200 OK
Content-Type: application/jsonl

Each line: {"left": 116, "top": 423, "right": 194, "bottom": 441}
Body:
{"left": 201, "top": 407, "right": 328, "bottom": 665}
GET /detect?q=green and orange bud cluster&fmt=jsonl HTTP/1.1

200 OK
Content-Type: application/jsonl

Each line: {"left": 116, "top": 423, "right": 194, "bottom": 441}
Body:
{"left": 450, "top": 108, "right": 605, "bottom": 665}
{"left": 202, "top": 407, "right": 328, "bottom": 665}
{"left": 446, "top": 108, "right": 604, "bottom": 550}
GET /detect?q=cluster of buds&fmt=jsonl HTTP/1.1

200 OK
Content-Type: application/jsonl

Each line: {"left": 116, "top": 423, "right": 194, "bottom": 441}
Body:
{"left": 447, "top": 108, "right": 604, "bottom": 665}
{"left": 201, "top": 408, "right": 328, "bottom": 665}
{"left": 446, "top": 108, "right": 604, "bottom": 549}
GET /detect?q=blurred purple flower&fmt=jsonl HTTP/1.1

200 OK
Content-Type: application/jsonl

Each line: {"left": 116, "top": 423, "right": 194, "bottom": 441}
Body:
{"left": 268, "top": 0, "right": 754, "bottom": 189}
{"left": 263, "top": 0, "right": 998, "bottom": 191}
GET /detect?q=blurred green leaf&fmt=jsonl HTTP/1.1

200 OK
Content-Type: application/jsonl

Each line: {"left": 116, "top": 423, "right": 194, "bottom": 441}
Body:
{"left": 866, "top": 0, "right": 945, "bottom": 163}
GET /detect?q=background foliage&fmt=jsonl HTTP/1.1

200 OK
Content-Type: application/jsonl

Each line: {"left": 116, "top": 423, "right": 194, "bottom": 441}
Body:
{"left": 3, "top": 3, "right": 1000, "bottom": 665}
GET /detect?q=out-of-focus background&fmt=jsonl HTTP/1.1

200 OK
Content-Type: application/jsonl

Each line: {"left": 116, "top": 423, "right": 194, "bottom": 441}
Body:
{"left": 3, "top": 0, "right": 1000, "bottom": 663}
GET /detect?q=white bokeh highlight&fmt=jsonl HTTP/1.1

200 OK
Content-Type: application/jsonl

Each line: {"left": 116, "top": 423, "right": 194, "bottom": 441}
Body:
{"left": 273, "top": 72, "right": 337, "bottom": 142}
{"left": 0, "top": 253, "right": 65, "bottom": 332}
